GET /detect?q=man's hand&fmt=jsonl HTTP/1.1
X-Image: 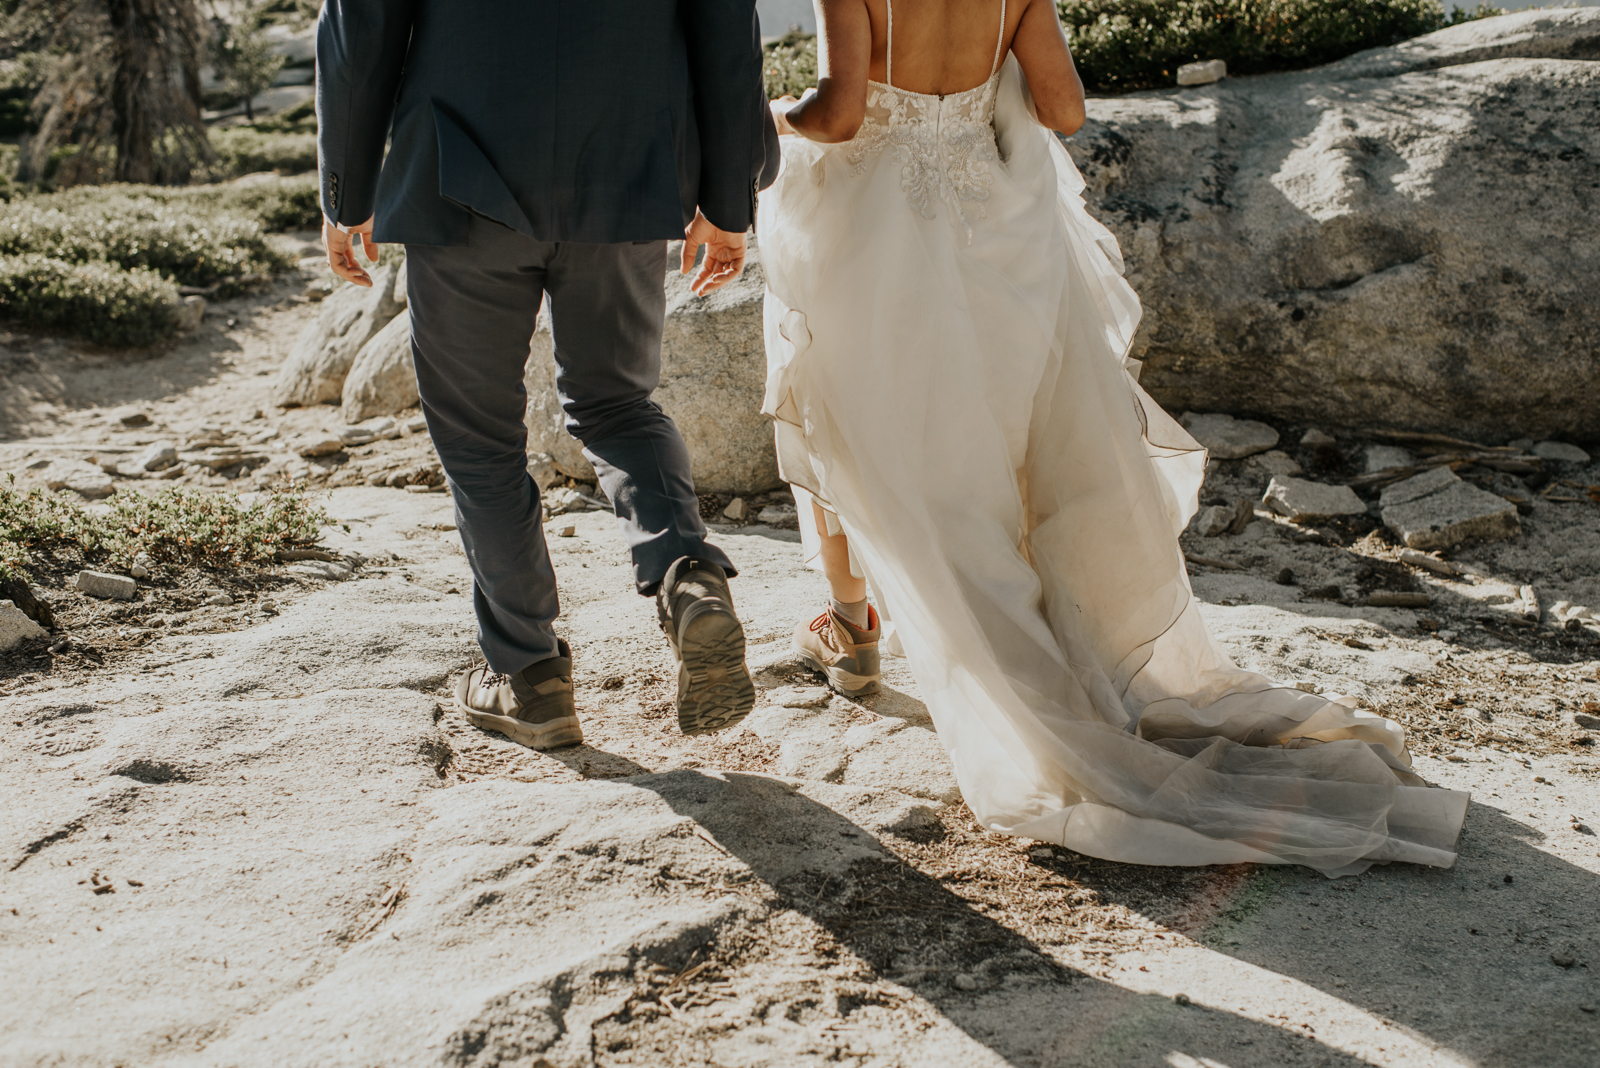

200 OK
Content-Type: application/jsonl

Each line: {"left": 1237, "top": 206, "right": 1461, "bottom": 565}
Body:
{"left": 324, "top": 216, "right": 379, "bottom": 287}
{"left": 680, "top": 209, "right": 747, "bottom": 296}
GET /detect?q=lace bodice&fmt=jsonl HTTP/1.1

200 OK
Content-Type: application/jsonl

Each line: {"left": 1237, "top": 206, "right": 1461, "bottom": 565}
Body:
{"left": 844, "top": 76, "right": 1003, "bottom": 234}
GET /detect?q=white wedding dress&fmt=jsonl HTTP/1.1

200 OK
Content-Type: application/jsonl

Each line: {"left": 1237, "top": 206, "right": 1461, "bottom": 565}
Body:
{"left": 756, "top": 3, "right": 1468, "bottom": 877}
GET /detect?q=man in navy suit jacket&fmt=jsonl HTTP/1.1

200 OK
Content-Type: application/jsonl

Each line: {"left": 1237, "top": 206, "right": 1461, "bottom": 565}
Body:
{"left": 317, "top": 0, "right": 780, "bottom": 749}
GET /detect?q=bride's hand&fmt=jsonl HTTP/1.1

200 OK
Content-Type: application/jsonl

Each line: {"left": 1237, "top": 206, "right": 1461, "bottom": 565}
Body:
{"left": 770, "top": 96, "right": 799, "bottom": 137}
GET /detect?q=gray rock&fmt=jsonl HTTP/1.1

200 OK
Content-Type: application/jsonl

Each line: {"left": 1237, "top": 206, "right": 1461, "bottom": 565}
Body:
{"left": 1300, "top": 428, "right": 1337, "bottom": 448}
{"left": 723, "top": 497, "right": 750, "bottom": 522}
{"left": 525, "top": 242, "right": 779, "bottom": 495}
{"left": 1179, "top": 412, "right": 1279, "bottom": 459}
{"left": 1069, "top": 10, "right": 1600, "bottom": 438}
{"left": 1379, "top": 465, "right": 1520, "bottom": 550}
{"left": 295, "top": 433, "right": 345, "bottom": 458}
{"left": 129, "top": 553, "right": 154, "bottom": 580}
{"left": 1568, "top": 711, "right": 1600, "bottom": 731}
{"left": 111, "top": 406, "right": 151, "bottom": 428}
{"left": 758, "top": 504, "right": 800, "bottom": 529}
{"left": 131, "top": 440, "right": 178, "bottom": 472}
{"left": 286, "top": 560, "right": 354, "bottom": 582}
{"left": 1249, "top": 450, "right": 1304, "bottom": 479}
{"left": 272, "top": 262, "right": 404, "bottom": 408}
{"left": 1532, "top": 440, "right": 1590, "bottom": 464}
{"left": 0, "top": 599, "right": 48, "bottom": 651}
{"left": 177, "top": 295, "right": 205, "bottom": 333}
{"left": 1177, "top": 59, "right": 1226, "bottom": 87}
{"left": 1194, "top": 503, "right": 1235, "bottom": 537}
{"left": 1364, "top": 444, "right": 1416, "bottom": 473}
{"left": 40, "top": 459, "right": 114, "bottom": 499}
{"left": 1262, "top": 476, "right": 1366, "bottom": 523}
{"left": 75, "top": 570, "right": 136, "bottom": 600}
{"left": 205, "top": 593, "right": 235, "bottom": 607}
{"left": 341, "top": 310, "right": 417, "bottom": 424}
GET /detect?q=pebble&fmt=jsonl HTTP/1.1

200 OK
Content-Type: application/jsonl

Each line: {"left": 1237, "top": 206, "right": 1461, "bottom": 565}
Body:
{"left": 75, "top": 570, "right": 136, "bottom": 601}
{"left": 757, "top": 504, "right": 799, "bottom": 529}
{"left": 204, "top": 593, "right": 234, "bottom": 607}
{"left": 1274, "top": 567, "right": 1295, "bottom": 586}
{"left": 953, "top": 974, "right": 979, "bottom": 991}
{"left": 723, "top": 497, "right": 750, "bottom": 522}
{"left": 1531, "top": 440, "right": 1590, "bottom": 464}
{"left": 132, "top": 440, "right": 178, "bottom": 472}
{"left": 1262, "top": 476, "right": 1366, "bottom": 523}
{"left": 1195, "top": 504, "right": 1234, "bottom": 538}
{"left": 129, "top": 554, "right": 154, "bottom": 580}
{"left": 259, "top": 599, "right": 279, "bottom": 615}
{"left": 0, "top": 600, "right": 49, "bottom": 652}
{"left": 1567, "top": 711, "right": 1600, "bottom": 731}
{"left": 1368, "top": 591, "right": 1431, "bottom": 608}
{"left": 1173, "top": 992, "right": 1193, "bottom": 1006}
{"left": 777, "top": 687, "right": 832, "bottom": 709}
{"left": 1300, "top": 428, "right": 1337, "bottom": 448}
{"left": 1551, "top": 948, "right": 1577, "bottom": 968}
{"left": 558, "top": 526, "right": 577, "bottom": 538}
{"left": 1176, "top": 59, "right": 1225, "bottom": 86}
{"left": 1364, "top": 444, "right": 1416, "bottom": 473}
{"left": 111, "top": 406, "right": 151, "bottom": 428}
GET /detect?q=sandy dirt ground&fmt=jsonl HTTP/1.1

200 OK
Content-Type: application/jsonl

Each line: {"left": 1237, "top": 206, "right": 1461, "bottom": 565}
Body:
{"left": 2, "top": 267, "right": 1599, "bottom": 1067}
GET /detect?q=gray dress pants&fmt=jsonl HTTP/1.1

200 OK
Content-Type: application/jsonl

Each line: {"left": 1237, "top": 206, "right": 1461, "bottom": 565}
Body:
{"left": 406, "top": 217, "right": 735, "bottom": 675}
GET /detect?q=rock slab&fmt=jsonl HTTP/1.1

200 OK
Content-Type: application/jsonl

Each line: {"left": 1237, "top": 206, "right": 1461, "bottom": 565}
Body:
{"left": 340, "top": 310, "right": 417, "bottom": 424}
{"left": 39, "top": 459, "right": 113, "bottom": 499}
{"left": 1379, "top": 465, "right": 1520, "bottom": 550}
{"left": 272, "top": 263, "right": 405, "bottom": 408}
{"left": 1263, "top": 476, "right": 1366, "bottom": 523}
{"left": 75, "top": 570, "right": 135, "bottom": 600}
{"left": 1180, "top": 412, "right": 1279, "bottom": 459}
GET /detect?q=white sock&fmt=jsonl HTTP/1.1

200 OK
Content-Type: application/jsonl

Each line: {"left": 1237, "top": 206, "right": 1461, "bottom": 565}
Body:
{"left": 831, "top": 597, "right": 870, "bottom": 630}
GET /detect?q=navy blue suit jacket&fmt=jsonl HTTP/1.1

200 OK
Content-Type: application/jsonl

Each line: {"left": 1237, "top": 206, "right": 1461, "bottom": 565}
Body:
{"left": 316, "top": 0, "right": 781, "bottom": 245}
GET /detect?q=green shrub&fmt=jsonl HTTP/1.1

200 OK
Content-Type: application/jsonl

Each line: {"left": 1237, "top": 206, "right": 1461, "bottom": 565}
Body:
{"left": 203, "top": 175, "right": 322, "bottom": 231}
{"left": 0, "top": 190, "right": 293, "bottom": 287}
{"left": 0, "top": 255, "right": 180, "bottom": 347}
{"left": 211, "top": 125, "right": 318, "bottom": 177}
{"left": 1058, "top": 0, "right": 1504, "bottom": 93}
{"left": 760, "top": 2, "right": 1504, "bottom": 98}
{"left": 0, "top": 476, "right": 333, "bottom": 582}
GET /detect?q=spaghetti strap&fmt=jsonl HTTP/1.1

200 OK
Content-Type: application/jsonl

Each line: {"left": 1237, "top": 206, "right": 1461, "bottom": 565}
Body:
{"left": 885, "top": 0, "right": 894, "bottom": 88}
{"left": 991, "top": 0, "right": 1008, "bottom": 77}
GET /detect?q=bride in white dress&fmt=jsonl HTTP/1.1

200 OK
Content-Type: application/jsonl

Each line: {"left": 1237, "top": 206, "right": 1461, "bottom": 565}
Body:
{"left": 757, "top": 0, "right": 1468, "bottom": 877}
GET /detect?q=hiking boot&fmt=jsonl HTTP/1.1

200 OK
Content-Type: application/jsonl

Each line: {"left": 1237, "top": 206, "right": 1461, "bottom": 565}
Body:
{"left": 657, "top": 556, "right": 755, "bottom": 735}
{"left": 794, "top": 604, "right": 881, "bottom": 697}
{"left": 454, "top": 639, "right": 582, "bottom": 750}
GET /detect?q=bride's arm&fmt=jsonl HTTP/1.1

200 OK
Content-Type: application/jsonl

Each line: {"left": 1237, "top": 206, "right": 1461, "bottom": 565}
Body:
{"left": 1011, "top": 0, "right": 1086, "bottom": 135}
{"left": 773, "top": 0, "right": 870, "bottom": 144}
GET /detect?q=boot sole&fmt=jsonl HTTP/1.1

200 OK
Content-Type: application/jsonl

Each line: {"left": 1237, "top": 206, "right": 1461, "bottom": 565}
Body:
{"left": 797, "top": 648, "right": 881, "bottom": 699}
{"left": 459, "top": 704, "right": 584, "bottom": 750}
{"left": 674, "top": 606, "right": 755, "bottom": 736}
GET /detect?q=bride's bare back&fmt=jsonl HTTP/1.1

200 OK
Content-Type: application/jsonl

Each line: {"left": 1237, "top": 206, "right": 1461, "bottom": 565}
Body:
{"left": 780, "top": 0, "right": 1086, "bottom": 142}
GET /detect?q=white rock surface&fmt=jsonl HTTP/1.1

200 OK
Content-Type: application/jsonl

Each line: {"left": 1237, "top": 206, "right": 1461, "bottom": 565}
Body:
{"left": 1179, "top": 412, "right": 1280, "bottom": 459}
{"left": 74, "top": 570, "right": 135, "bottom": 600}
{"left": 340, "top": 310, "right": 416, "bottom": 424}
{"left": 1262, "top": 476, "right": 1366, "bottom": 523}
{"left": 272, "top": 263, "right": 404, "bottom": 408}
{"left": 1070, "top": 10, "right": 1600, "bottom": 438}
{"left": 0, "top": 598, "right": 47, "bottom": 650}
{"left": 525, "top": 242, "right": 779, "bottom": 495}
{"left": 1379, "top": 465, "right": 1521, "bottom": 550}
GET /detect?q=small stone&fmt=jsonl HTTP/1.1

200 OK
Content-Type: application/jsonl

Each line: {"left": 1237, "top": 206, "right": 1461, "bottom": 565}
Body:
{"left": 723, "top": 497, "right": 750, "bottom": 522}
{"left": 1275, "top": 567, "right": 1295, "bottom": 586}
{"left": 259, "top": 599, "right": 279, "bottom": 614}
{"left": 1504, "top": 874, "right": 1514, "bottom": 884}
{"left": 1300, "top": 428, "right": 1337, "bottom": 448}
{"left": 403, "top": 415, "right": 428, "bottom": 435}
{"left": 337, "top": 426, "right": 377, "bottom": 446}
{"left": 1368, "top": 591, "right": 1431, "bottom": 608}
{"left": 953, "top": 974, "right": 979, "bottom": 991}
{"left": 204, "top": 593, "right": 234, "bottom": 607}
{"left": 1364, "top": 444, "right": 1416, "bottom": 473}
{"left": 558, "top": 526, "right": 577, "bottom": 538}
{"left": 176, "top": 295, "right": 206, "bottom": 332}
{"left": 1195, "top": 504, "right": 1234, "bottom": 537}
{"left": 129, "top": 553, "right": 153, "bottom": 580}
{"left": 778, "top": 687, "right": 832, "bottom": 709}
{"left": 111, "top": 406, "right": 151, "bottom": 428}
{"left": 1250, "top": 450, "right": 1303, "bottom": 478}
{"left": 1173, "top": 992, "right": 1193, "bottom": 1006}
{"left": 1379, "top": 466, "right": 1520, "bottom": 550}
{"left": 1176, "top": 59, "right": 1225, "bottom": 86}
{"left": 1551, "top": 948, "right": 1577, "bottom": 969}
{"left": 1029, "top": 846, "right": 1053, "bottom": 861}
{"left": 757, "top": 504, "right": 799, "bottom": 529}
{"left": 1262, "top": 476, "right": 1366, "bottom": 523}
{"left": 287, "top": 560, "right": 354, "bottom": 582}
{"left": 0, "top": 599, "right": 49, "bottom": 652}
{"left": 1568, "top": 711, "right": 1600, "bottom": 731}
{"left": 1180, "top": 412, "right": 1279, "bottom": 459}
{"left": 600, "top": 675, "right": 625, "bottom": 690}
{"left": 296, "top": 433, "right": 345, "bottom": 458}
{"left": 131, "top": 440, "right": 178, "bottom": 472}
{"left": 75, "top": 570, "right": 136, "bottom": 601}
{"left": 1531, "top": 441, "right": 1590, "bottom": 464}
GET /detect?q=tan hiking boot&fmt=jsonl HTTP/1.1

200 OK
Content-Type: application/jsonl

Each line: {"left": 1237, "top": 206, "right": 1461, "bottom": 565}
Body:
{"left": 454, "top": 638, "right": 582, "bottom": 750}
{"left": 657, "top": 556, "right": 755, "bottom": 735}
{"left": 795, "top": 605, "right": 881, "bottom": 697}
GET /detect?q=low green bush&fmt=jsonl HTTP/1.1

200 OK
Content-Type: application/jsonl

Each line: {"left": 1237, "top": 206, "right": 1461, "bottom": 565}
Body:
{"left": 0, "top": 191, "right": 293, "bottom": 288}
{"left": 211, "top": 126, "right": 318, "bottom": 177}
{"left": 0, "top": 476, "right": 333, "bottom": 583}
{"left": 0, "top": 255, "right": 180, "bottom": 347}
{"left": 760, "top": 1, "right": 1503, "bottom": 98}
{"left": 1059, "top": 0, "right": 1502, "bottom": 92}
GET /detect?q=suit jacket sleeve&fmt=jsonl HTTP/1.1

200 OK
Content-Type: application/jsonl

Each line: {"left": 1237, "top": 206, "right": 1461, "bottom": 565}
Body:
{"left": 681, "top": 0, "right": 781, "bottom": 233}
{"left": 317, "top": 0, "right": 419, "bottom": 225}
